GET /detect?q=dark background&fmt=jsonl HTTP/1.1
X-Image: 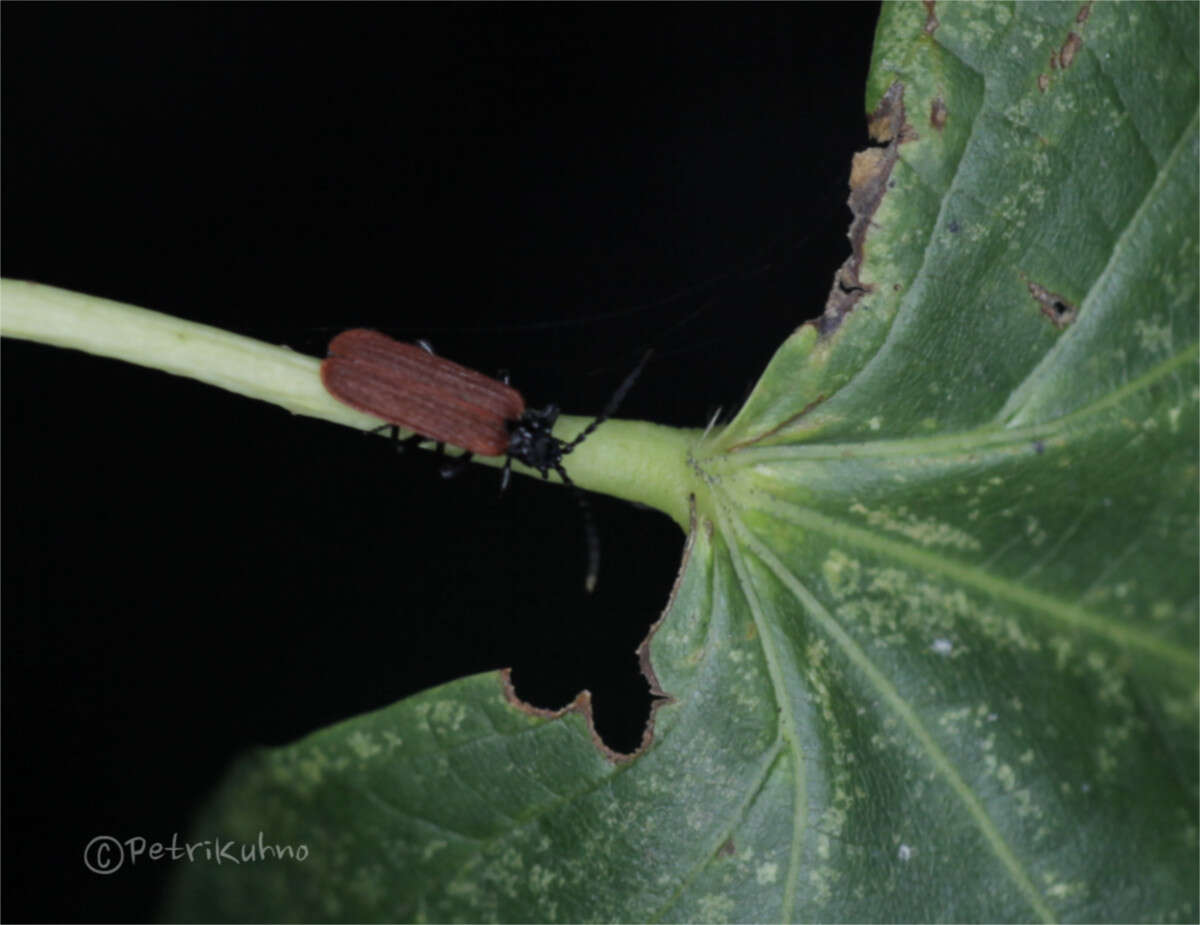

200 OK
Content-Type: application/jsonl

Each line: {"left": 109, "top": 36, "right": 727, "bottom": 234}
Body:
{"left": 3, "top": 5, "right": 879, "bottom": 921}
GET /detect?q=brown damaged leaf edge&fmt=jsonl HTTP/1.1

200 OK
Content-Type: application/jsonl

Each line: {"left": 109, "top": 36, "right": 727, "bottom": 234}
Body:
{"left": 725, "top": 83, "right": 917, "bottom": 454}
{"left": 819, "top": 81, "right": 917, "bottom": 338}
{"left": 500, "top": 497, "right": 697, "bottom": 764}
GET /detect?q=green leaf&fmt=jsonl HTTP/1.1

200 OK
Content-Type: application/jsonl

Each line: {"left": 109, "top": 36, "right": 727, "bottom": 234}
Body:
{"left": 165, "top": 2, "right": 1198, "bottom": 920}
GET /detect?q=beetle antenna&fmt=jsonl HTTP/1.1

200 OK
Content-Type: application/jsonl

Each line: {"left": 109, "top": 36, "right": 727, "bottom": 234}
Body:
{"left": 556, "top": 462, "right": 600, "bottom": 592}
{"left": 566, "top": 348, "right": 654, "bottom": 451}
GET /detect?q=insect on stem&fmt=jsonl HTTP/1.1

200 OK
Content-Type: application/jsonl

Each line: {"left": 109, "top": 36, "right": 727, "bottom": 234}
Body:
{"left": 321, "top": 330, "right": 651, "bottom": 592}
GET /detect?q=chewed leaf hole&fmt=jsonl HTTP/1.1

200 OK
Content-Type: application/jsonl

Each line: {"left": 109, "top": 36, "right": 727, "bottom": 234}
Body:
{"left": 501, "top": 496, "right": 683, "bottom": 759}
{"left": 1023, "top": 276, "right": 1079, "bottom": 329}
{"left": 504, "top": 656, "right": 657, "bottom": 759}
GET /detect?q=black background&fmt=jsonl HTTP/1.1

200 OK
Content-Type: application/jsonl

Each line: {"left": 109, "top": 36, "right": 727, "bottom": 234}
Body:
{"left": 3, "top": 5, "right": 879, "bottom": 921}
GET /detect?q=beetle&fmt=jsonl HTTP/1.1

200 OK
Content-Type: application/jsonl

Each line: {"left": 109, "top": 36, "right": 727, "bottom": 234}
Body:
{"left": 320, "top": 328, "right": 649, "bottom": 590}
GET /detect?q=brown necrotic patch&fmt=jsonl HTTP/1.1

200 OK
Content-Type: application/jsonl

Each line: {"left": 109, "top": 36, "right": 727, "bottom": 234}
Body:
{"left": 1058, "top": 31, "right": 1083, "bottom": 69}
{"left": 930, "top": 96, "right": 948, "bottom": 131}
{"left": 922, "top": 0, "right": 939, "bottom": 35}
{"left": 1039, "top": 3, "right": 1092, "bottom": 89}
{"left": 1024, "top": 278, "right": 1078, "bottom": 329}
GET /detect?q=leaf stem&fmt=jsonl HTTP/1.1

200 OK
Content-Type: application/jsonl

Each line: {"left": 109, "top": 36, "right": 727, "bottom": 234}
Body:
{"left": 1, "top": 278, "right": 697, "bottom": 530}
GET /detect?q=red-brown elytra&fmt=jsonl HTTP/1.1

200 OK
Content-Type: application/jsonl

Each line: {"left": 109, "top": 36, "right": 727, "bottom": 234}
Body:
{"left": 321, "top": 328, "right": 650, "bottom": 592}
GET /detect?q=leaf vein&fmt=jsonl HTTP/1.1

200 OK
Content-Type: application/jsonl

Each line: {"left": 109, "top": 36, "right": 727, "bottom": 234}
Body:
{"left": 725, "top": 504, "right": 1057, "bottom": 924}
{"left": 998, "top": 107, "right": 1199, "bottom": 426}
{"left": 712, "top": 502, "right": 809, "bottom": 922}
{"left": 753, "top": 496, "right": 1194, "bottom": 673}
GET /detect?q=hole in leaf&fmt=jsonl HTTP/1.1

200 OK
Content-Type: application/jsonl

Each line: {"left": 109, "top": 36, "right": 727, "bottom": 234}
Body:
{"left": 504, "top": 494, "right": 683, "bottom": 757}
{"left": 1022, "top": 276, "right": 1079, "bottom": 329}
